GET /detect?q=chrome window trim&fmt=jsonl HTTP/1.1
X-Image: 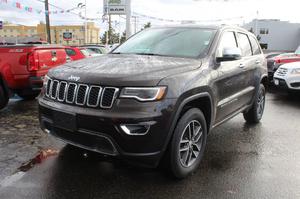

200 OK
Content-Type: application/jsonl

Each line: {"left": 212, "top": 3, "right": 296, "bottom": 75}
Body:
{"left": 75, "top": 84, "right": 89, "bottom": 106}
{"left": 57, "top": 81, "right": 68, "bottom": 102}
{"left": 100, "top": 87, "right": 119, "bottom": 109}
{"left": 66, "top": 83, "right": 78, "bottom": 104}
{"left": 87, "top": 86, "right": 102, "bottom": 107}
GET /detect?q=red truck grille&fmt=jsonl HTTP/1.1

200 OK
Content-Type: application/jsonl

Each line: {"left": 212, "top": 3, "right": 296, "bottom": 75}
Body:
{"left": 45, "top": 78, "right": 119, "bottom": 109}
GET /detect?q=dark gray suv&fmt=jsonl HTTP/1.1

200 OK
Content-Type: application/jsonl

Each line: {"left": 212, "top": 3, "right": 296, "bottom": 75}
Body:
{"left": 39, "top": 25, "right": 268, "bottom": 179}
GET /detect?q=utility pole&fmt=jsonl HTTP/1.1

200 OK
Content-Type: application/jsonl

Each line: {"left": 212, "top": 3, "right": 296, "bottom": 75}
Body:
{"left": 126, "top": 0, "right": 131, "bottom": 39}
{"left": 108, "top": 14, "right": 112, "bottom": 44}
{"left": 44, "top": 0, "right": 51, "bottom": 44}
{"left": 84, "top": 0, "right": 87, "bottom": 44}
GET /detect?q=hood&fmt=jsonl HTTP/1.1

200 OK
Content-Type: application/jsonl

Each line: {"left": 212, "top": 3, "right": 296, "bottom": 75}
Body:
{"left": 49, "top": 54, "right": 201, "bottom": 86}
{"left": 280, "top": 61, "right": 300, "bottom": 69}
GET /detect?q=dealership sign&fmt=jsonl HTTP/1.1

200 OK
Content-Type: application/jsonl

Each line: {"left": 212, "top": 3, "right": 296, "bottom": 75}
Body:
{"left": 103, "top": 0, "right": 126, "bottom": 15}
{"left": 63, "top": 32, "right": 72, "bottom": 41}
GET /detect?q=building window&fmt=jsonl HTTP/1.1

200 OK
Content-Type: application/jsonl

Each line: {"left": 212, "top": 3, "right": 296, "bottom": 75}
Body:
{"left": 260, "top": 28, "right": 269, "bottom": 34}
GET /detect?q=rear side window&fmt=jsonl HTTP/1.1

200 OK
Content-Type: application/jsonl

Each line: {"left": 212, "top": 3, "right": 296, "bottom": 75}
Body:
{"left": 217, "top": 31, "right": 237, "bottom": 57}
{"left": 237, "top": 33, "right": 252, "bottom": 57}
{"left": 249, "top": 36, "right": 261, "bottom": 55}
{"left": 65, "top": 48, "right": 76, "bottom": 56}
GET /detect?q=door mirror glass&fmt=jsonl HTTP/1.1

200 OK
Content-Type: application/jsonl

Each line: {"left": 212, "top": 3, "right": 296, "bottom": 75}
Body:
{"left": 217, "top": 47, "right": 242, "bottom": 62}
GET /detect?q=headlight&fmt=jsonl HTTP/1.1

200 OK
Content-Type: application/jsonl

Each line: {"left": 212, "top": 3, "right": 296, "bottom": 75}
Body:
{"left": 120, "top": 87, "right": 167, "bottom": 101}
{"left": 291, "top": 68, "right": 300, "bottom": 75}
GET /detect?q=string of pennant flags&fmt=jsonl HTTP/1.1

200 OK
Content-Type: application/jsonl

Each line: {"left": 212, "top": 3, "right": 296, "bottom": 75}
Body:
{"left": 0, "top": 0, "right": 81, "bottom": 15}
{"left": 0, "top": 0, "right": 246, "bottom": 23}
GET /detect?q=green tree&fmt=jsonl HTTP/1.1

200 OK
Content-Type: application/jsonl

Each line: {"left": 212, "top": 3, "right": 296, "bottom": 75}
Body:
{"left": 100, "top": 27, "right": 120, "bottom": 45}
{"left": 141, "top": 22, "right": 151, "bottom": 31}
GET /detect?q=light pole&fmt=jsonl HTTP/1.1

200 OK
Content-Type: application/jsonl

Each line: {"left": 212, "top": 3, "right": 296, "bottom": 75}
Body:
{"left": 78, "top": 3, "right": 87, "bottom": 44}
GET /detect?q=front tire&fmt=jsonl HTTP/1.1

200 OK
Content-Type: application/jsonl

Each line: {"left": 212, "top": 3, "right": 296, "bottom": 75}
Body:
{"left": 243, "top": 84, "right": 266, "bottom": 123}
{"left": 0, "top": 84, "right": 9, "bottom": 110}
{"left": 167, "top": 108, "right": 207, "bottom": 179}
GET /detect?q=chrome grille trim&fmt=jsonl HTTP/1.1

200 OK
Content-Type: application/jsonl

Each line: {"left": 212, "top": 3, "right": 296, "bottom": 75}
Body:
{"left": 66, "top": 83, "right": 78, "bottom": 104}
{"left": 87, "top": 86, "right": 102, "bottom": 107}
{"left": 75, "top": 84, "right": 89, "bottom": 106}
{"left": 57, "top": 81, "right": 68, "bottom": 102}
{"left": 50, "top": 80, "right": 59, "bottom": 99}
{"left": 45, "top": 78, "right": 118, "bottom": 109}
{"left": 100, "top": 87, "right": 119, "bottom": 109}
{"left": 45, "top": 79, "right": 52, "bottom": 97}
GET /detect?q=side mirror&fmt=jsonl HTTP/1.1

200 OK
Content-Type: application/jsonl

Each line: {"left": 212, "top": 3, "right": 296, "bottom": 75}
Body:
{"left": 216, "top": 47, "right": 242, "bottom": 62}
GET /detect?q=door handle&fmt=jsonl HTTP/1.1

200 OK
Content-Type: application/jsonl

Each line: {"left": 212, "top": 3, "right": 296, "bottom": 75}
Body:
{"left": 239, "top": 63, "right": 246, "bottom": 68}
{"left": 255, "top": 60, "right": 261, "bottom": 64}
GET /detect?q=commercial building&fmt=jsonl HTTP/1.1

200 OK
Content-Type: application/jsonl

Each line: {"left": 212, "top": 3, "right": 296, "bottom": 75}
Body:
{"left": 0, "top": 22, "right": 101, "bottom": 45}
{"left": 243, "top": 19, "right": 300, "bottom": 51}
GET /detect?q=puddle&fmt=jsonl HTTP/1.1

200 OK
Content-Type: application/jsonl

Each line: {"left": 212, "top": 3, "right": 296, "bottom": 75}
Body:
{"left": 18, "top": 149, "right": 59, "bottom": 172}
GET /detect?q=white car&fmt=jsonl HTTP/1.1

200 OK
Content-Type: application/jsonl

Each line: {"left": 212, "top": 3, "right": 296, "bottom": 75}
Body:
{"left": 274, "top": 62, "right": 300, "bottom": 91}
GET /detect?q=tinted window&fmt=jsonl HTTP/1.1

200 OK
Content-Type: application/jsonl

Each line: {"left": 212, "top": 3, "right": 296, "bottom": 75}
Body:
{"left": 249, "top": 36, "right": 261, "bottom": 55}
{"left": 114, "top": 28, "right": 216, "bottom": 58}
{"left": 217, "top": 31, "right": 237, "bottom": 57}
{"left": 237, "top": 33, "right": 252, "bottom": 57}
{"left": 65, "top": 48, "right": 76, "bottom": 56}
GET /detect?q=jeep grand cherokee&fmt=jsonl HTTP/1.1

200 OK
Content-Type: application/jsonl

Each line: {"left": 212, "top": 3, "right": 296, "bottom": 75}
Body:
{"left": 39, "top": 25, "right": 268, "bottom": 179}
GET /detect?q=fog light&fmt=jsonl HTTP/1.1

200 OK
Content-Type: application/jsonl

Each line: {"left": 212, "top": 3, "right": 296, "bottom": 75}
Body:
{"left": 120, "top": 123, "right": 153, "bottom": 135}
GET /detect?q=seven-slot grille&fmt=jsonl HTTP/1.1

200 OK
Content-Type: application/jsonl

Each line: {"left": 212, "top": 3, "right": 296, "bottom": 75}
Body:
{"left": 45, "top": 78, "right": 118, "bottom": 109}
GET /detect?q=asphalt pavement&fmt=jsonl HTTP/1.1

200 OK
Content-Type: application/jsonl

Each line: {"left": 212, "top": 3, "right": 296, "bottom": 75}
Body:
{"left": 0, "top": 91, "right": 299, "bottom": 199}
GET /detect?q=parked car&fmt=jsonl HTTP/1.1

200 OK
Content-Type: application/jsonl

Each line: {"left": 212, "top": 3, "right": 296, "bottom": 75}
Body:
{"left": 0, "top": 44, "right": 67, "bottom": 109}
{"left": 273, "top": 62, "right": 300, "bottom": 92}
{"left": 81, "top": 45, "right": 108, "bottom": 55}
{"left": 39, "top": 25, "right": 267, "bottom": 179}
{"left": 64, "top": 46, "right": 91, "bottom": 61}
{"left": 268, "top": 47, "right": 300, "bottom": 82}
{"left": 265, "top": 52, "right": 285, "bottom": 82}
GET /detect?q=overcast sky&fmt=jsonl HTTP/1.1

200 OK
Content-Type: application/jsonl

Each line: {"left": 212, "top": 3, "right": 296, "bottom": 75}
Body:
{"left": 1, "top": 0, "right": 300, "bottom": 34}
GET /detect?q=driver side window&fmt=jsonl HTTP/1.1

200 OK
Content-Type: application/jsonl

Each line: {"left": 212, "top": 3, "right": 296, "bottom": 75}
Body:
{"left": 217, "top": 31, "right": 238, "bottom": 57}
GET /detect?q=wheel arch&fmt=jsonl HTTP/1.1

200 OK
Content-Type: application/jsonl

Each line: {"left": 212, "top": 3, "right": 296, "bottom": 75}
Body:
{"left": 161, "top": 92, "right": 214, "bottom": 160}
{"left": 260, "top": 74, "right": 268, "bottom": 90}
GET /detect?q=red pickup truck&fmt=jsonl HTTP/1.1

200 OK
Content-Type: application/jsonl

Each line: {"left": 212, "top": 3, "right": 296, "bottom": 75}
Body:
{"left": 0, "top": 45, "right": 67, "bottom": 109}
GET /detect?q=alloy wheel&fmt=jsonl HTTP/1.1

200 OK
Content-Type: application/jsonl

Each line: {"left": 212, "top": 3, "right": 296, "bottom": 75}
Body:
{"left": 179, "top": 120, "right": 203, "bottom": 168}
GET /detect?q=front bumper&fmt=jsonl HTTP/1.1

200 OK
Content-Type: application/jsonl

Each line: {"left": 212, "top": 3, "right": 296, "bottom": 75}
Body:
{"left": 273, "top": 76, "right": 300, "bottom": 90}
{"left": 38, "top": 97, "right": 177, "bottom": 167}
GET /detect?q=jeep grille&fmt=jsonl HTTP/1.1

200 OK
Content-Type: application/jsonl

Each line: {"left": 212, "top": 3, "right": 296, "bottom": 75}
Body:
{"left": 45, "top": 78, "right": 119, "bottom": 109}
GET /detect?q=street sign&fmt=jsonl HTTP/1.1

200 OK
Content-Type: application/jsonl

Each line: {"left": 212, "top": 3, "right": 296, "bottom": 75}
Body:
{"left": 63, "top": 32, "right": 72, "bottom": 41}
{"left": 0, "top": 21, "right": 3, "bottom": 30}
{"left": 103, "top": 0, "right": 126, "bottom": 15}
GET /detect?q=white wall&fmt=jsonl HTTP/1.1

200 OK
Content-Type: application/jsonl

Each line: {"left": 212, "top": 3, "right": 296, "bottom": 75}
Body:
{"left": 243, "top": 19, "right": 300, "bottom": 51}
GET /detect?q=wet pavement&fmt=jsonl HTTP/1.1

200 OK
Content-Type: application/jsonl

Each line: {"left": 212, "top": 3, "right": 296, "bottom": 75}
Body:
{"left": 0, "top": 91, "right": 300, "bottom": 199}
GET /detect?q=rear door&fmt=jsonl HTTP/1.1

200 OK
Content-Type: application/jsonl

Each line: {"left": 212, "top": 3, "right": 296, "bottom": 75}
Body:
{"left": 234, "top": 32, "right": 258, "bottom": 108}
{"left": 35, "top": 48, "right": 66, "bottom": 72}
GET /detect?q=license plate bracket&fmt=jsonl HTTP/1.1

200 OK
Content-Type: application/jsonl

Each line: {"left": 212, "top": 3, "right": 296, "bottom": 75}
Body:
{"left": 53, "top": 111, "right": 77, "bottom": 131}
{"left": 274, "top": 79, "right": 279, "bottom": 85}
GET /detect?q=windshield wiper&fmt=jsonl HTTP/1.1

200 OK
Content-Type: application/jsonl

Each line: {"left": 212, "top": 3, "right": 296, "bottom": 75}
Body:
{"left": 133, "top": 52, "right": 163, "bottom": 56}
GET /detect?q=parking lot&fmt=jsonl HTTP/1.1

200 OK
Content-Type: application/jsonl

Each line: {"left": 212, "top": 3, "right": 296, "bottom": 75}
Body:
{"left": 0, "top": 90, "right": 299, "bottom": 199}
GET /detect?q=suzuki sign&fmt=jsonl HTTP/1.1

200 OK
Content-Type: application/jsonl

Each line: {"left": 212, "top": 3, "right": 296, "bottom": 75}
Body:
{"left": 103, "top": 0, "right": 126, "bottom": 15}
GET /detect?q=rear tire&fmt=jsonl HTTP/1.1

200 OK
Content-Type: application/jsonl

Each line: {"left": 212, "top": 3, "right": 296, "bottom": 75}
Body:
{"left": 166, "top": 108, "right": 207, "bottom": 179}
{"left": 0, "top": 84, "right": 9, "bottom": 110}
{"left": 243, "top": 84, "right": 266, "bottom": 124}
{"left": 17, "top": 92, "right": 39, "bottom": 100}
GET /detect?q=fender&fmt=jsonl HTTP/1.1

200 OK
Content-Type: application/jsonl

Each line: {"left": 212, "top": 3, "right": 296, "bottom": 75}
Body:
{"left": 160, "top": 92, "right": 214, "bottom": 156}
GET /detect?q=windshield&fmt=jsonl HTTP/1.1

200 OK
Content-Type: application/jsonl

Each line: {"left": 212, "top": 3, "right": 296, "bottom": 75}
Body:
{"left": 113, "top": 28, "right": 216, "bottom": 58}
